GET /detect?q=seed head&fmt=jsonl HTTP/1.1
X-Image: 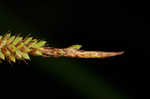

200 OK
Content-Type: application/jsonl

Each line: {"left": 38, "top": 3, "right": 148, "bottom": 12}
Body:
{"left": 0, "top": 33, "right": 47, "bottom": 63}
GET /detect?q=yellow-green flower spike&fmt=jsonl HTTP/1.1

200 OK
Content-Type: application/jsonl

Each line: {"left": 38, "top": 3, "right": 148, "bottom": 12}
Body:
{"left": 0, "top": 33, "right": 47, "bottom": 63}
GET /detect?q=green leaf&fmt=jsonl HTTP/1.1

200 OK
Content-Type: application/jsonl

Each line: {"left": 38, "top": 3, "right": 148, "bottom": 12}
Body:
{"left": 70, "top": 44, "right": 82, "bottom": 50}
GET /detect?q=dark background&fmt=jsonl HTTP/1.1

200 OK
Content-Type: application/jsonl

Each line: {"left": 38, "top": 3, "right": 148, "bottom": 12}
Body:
{"left": 0, "top": 0, "right": 148, "bottom": 99}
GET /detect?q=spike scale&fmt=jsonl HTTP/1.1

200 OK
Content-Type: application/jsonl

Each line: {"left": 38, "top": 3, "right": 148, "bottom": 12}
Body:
{"left": 0, "top": 33, "right": 124, "bottom": 63}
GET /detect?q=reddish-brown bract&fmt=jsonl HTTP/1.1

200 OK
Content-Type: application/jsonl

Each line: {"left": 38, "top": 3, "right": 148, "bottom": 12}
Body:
{"left": 40, "top": 47, "right": 124, "bottom": 59}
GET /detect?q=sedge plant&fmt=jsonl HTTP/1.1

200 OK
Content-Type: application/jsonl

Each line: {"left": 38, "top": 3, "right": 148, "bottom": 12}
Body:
{"left": 0, "top": 32, "right": 124, "bottom": 63}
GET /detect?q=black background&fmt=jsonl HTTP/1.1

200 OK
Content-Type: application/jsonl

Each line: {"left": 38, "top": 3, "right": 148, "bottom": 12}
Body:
{"left": 0, "top": 0, "right": 149, "bottom": 99}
